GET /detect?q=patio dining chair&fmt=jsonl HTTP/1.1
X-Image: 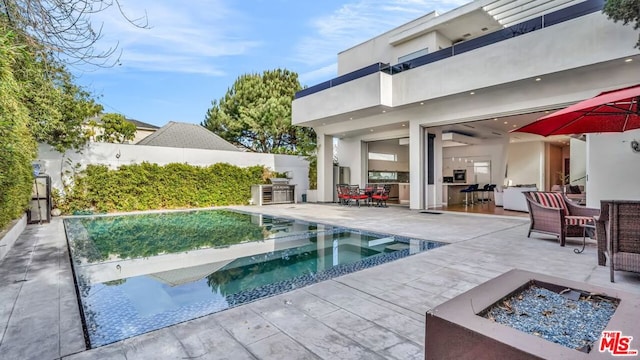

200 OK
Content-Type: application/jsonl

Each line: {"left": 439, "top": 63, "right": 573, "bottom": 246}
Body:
{"left": 336, "top": 184, "right": 350, "bottom": 205}
{"left": 347, "top": 185, "right": 369, "bottom": 207}
{"left": 523, "top": 191, "right": 599, "bottom": 247}
{"left": 594, "top": 200, "right": 640, "bottom": 282}
{"left": 371, "top": 185, "right": 390, "bottom": 207}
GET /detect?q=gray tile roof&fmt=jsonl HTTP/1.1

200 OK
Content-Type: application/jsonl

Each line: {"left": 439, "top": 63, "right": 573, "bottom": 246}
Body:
{"left": 136, "top": 121, "right": 240, "bottom": 151}
{"left": 86, "top": 115, "right": 160, "bottom": 130}
{"left": 127, "top": 119, "right": 159, "bottom": 130}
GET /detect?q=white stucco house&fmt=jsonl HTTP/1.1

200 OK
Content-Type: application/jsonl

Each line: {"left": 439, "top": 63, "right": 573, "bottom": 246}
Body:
{"left": 292, "top": 0, "right": 640, "bottom": 210}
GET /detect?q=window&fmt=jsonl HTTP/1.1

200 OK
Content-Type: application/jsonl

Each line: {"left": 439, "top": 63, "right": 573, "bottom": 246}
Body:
{"left": 398, "top": 48, "right": 429, "bottom": 63}
{"left": 368, "top": 152, "right": 397, "bottom": 161}
{"left": 368, "top": 171, "right": 397, "bottom": 180}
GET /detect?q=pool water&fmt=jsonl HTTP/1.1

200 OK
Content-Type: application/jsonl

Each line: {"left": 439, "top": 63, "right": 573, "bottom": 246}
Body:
{"left": 64, "top": 209, "right": 444, "bottom": 348}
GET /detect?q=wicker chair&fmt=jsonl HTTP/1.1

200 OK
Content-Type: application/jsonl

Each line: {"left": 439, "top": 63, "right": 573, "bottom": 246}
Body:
{"left": 594, "top": 200, "right": 640, "bottom": 282}
{"left": 523, "top": 191, "right": 599, "bottom": 247}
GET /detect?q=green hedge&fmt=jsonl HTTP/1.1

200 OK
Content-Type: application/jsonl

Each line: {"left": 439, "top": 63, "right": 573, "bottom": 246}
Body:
{"left": 0, "top": 33, "right": 37, "bottom": 230}
{"left": 58, "top": 162, "right": 268, "bottom": 214}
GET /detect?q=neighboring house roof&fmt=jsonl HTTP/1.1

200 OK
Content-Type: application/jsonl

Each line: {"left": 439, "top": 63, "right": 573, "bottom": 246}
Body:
{"left": 126, "top": 119, "right": 160, "bottom": 130}
{"left": 86, "top": 115, "right": 160, "bottom": 130}
{"left": 136, "top": 121, "right": 240, "bottom": 151}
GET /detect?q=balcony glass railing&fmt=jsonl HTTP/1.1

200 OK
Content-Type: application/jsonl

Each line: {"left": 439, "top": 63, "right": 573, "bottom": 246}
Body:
{"left": 294, "top": 0, "right": 604, "bottom": 100}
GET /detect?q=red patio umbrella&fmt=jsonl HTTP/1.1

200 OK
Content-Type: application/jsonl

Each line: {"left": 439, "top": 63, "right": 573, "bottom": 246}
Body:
{"left": 513, "top": 84, "right": 640, "bottom": 136}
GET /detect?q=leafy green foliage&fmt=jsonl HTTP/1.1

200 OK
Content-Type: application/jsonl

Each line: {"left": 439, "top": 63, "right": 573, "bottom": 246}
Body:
{"left": 65, "top": 210, "right": 266, "bottom": 262}
{"left": 57, "top": 162, "right": 268, "bottom": 214}
{"left": 90, "top": 113, "right": 136, "bottom": 143}
{"left": 0, "top": 30, "right": 37, "bottom": 229}
{"left": 308, "top": 156, "right": 317, "bottom": 190}
{"left": 4, "top": 23, "right": 103, "bottom": 151}
{"left": 202, "top": 68, "right": 316, "bottom": 155}
{"left": 603, "top": 0, "right": 640, "bottom": 48}
{"left": 0, "top": 7, "right": 130, "bottom": 230}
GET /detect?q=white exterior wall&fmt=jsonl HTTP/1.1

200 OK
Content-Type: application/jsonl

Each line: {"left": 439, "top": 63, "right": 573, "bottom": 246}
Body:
{"left": 570, "top": 138, "right": 587, "bottom": 186}
{"left": 336, "top": 138, "right": 364, "bottom": 186}
{"left": 337, "top": 12, "right": 440, "bottom": 75}
{"left": 392, "top": 13, "right": 635, "bottom": 106}
{"left": 293, "top": 0, "right": 640, "bottom": 209}
{"left": 292, "top": 73, "right": 392, "bottom": 125}
{"left": 367, "top": 141, "right": 410, "bottom": 172}
{"left": 37, "top": 143, "right": 309, "bottom": 202}
{"left": 506, "top": 142, "right": 545, "bottom": 189}
{"left": 586, "top": 130, "right": 640, "bottom": 207}
{"left": 295, "top": 12, "right": 638, "bottom": 125}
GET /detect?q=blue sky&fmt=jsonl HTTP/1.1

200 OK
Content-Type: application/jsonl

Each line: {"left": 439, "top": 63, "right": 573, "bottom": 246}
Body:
{"left": 74, "top": 0, "right": 467, "bottom": 127}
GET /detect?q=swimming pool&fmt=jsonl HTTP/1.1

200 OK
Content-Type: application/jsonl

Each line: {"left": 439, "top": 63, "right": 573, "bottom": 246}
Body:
{"left": 64, "top": 209, "right": 445, "bottom": 348}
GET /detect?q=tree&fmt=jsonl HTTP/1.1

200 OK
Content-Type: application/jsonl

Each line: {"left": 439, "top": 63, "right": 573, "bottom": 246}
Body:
{"left": 0, "top": 2, "right": 143, "bottom": 229}
{"left": 91, "top": 113, "right": 136, "bottom": 143}
{"left": 603, "top": 0, "right": 640, "bottom": 48}
{"left": 0, "top": 30, "right": 38, "bottom": 229}
{"left": 0, "top": 0, "right": 148, "bottom": 66}
{"left": 25, "top": 62, "right": 104, "bottom": 151}
{"left": 202, "top": 69, "right": 316, "bottom": 155}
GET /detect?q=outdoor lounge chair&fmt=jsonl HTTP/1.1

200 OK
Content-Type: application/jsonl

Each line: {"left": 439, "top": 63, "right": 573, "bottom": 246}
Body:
{"left": 594, "top": 200, "right": 640, "bottom": 282}
{"left": 523, "top": 191, "right": 599, "bottom": 247}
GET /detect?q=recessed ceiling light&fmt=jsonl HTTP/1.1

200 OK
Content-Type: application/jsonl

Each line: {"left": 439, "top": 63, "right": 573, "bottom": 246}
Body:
{"left": 535, "top": 77, "right": 541, "bottom": 81}
{"left": 349, "top": 117, "right": 353, "bottom": 120}
{"left": 624, "top": 58, "right": 633, "bottom": 63}
{"left": 545, "top": 110, "right": 550, "bottom": 114}
{"left": 420, "top": 102, "right": 424, "bottom": 105}
{"left": 470, "top": 91, "right": 475, "bottom": 95}
{"left": 370, "top": 129, "right": 374, "bottom": 132}
{"left": 382, "top": 110, "right": 386, "bottom": 113}
{"left": 503, "top": 121, "right": 508, "bottom": 124}
{"left": 402, "top": 124, "right": 406, "bottom": 127}
{"left": 493, "top": 118, "right": 498, "bottom": 121}
{"left": 512, "top": 124, "right": 517, "bottom": 127}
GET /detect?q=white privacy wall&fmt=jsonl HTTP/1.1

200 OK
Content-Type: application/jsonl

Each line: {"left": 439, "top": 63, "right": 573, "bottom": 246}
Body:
{"left": 37, "top": 143, "right": 309, "bottom": 201}
{"left": 587, "top": 130, "right": 640, "bottom": 207}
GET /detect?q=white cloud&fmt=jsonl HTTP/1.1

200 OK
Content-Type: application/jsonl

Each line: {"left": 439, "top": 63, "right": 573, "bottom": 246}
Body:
{"left": 294, "top": 0, "right": 468, "bottom": 80}
{"left": 87, "top": 0, "right": 260, "bottom": 75}
{"left": 299, "top": 63, "right": 338, "bottom": 85}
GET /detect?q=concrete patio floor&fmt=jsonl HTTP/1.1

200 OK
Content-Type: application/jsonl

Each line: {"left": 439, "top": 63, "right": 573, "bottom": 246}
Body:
{"left": 1, "top": 203, "right": 638, "bottom": 359}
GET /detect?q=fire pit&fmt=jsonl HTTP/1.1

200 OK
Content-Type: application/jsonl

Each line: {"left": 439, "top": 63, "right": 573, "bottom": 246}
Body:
{"left": 425, "top": 270, "right": 639, "bottom": 359}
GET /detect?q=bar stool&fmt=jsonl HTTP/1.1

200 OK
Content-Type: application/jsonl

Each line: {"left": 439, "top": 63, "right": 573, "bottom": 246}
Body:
{"left": 474, "top": 184, "right": 494, "bottom": 204}
{"left": 460, "top": 184, "right": 479, "bottom": 206}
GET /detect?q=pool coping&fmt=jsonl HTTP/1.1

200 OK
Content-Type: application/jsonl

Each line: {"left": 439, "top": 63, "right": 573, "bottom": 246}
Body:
{"left": 63, "top": 208, "right": 448, "bottom": 348}
{"left": 2, "top": 203, "right": 639, "bottom": 360}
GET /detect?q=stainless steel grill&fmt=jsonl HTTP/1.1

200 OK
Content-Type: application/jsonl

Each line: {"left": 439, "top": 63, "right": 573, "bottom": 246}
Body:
{"left": 251, "top": 179, "right": 296, "bottom": 205}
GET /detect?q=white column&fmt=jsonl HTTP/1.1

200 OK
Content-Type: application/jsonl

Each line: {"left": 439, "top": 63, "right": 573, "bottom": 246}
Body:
{"left": 431, "top": 128, "right": 444, "bottom": 208}
{"left": 317, "top": 133, "right": 334, "bottom": 202}
{"left": 409, "top": 121, "right": 424, "bottom": 210}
